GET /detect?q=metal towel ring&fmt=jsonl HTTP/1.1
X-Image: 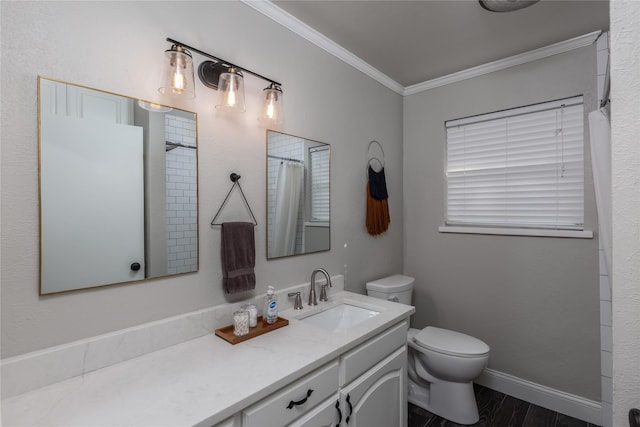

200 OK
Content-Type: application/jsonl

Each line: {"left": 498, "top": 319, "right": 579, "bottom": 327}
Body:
{"left": 367, "top": 140, "right": 385, "bottom": 172}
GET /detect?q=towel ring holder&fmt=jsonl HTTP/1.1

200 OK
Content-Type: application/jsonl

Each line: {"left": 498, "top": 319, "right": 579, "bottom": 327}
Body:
{"left": 211, "top": 173, "right": 258, "bottom": 226}
{"left": 367, "top": 140, "right": 385, "bottom": 172}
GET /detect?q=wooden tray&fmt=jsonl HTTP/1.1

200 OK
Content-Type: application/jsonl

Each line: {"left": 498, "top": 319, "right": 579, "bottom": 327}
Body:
{"left": 215, "top": 316, "right": 289, "bottom": 344}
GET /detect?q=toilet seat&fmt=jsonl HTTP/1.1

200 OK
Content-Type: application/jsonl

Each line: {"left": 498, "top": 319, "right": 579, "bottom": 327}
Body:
{"left": 413, "top": 326, "right": 490, "bottom": 358}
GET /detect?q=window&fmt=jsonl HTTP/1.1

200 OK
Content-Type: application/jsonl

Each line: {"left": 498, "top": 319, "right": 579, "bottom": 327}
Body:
{"left": 309, "top": 145, "right": 330, "bottom": 222}
{"left": 444, "top": 96, "right": 585, "bottom": 234}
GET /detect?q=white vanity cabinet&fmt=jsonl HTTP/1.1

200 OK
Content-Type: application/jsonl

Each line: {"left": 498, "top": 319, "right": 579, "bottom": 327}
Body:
{"left": 234, "top": 320, "right": 409, "bottom": 427}
{"left": 1, "top": 290, "right": 415, "bottom": 427}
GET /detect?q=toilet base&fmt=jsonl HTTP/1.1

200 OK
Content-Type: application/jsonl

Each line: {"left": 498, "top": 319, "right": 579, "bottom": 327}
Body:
{"left": 407, "top": 377, "right": 479, "bottom": 425}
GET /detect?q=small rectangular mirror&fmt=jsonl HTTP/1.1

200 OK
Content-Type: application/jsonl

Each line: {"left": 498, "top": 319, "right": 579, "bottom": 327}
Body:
{"left": 38, "top": 77, "right": 198, "bottom": 294}
{"left": 267, "top": 130, "right": 330, "bottom": 259}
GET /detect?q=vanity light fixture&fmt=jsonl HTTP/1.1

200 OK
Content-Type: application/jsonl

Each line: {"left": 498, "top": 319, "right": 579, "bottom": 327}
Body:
{"left": 161, "top": 38, "right": 284, "bottom": 125}
{"left": 159, "top": 44, "right": 196, "bottom": 98}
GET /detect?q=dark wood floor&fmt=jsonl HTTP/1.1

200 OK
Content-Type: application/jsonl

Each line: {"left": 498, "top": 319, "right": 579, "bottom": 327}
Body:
{"left": 408, "top": 385, "right": 600, "bottom": 427}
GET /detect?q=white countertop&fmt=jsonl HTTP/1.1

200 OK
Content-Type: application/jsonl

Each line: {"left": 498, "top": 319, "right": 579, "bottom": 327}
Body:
{"left": 1, "top": 292, "right": 414, "bottom": 426}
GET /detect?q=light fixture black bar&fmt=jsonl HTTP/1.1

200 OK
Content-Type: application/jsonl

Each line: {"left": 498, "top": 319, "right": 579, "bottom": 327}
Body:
{"left": 166, "top": 37, "right": 281, "bottom": 87}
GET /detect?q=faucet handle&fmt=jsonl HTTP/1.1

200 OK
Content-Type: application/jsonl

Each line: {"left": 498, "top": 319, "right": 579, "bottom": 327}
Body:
{"left": 319, "top": 284, "right": 330, "bottom": 302}
{"left": 288, "top": 292, "right": 304, "bottom": 310}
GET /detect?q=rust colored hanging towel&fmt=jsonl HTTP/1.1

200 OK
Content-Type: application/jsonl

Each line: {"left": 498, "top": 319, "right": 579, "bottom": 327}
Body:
{"left": 366, "top": 165, "right": 390, "bottom": 235}
{"left": 366, "top": 182, "right": 390, "bottom": 235}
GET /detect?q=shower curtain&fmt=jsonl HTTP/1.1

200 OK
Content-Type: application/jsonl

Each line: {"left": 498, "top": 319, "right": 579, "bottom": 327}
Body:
{"left": 588, "top": 107, "right": 612, "bottom": 275}
{"left": 273, "top": 161, "right": 304, "bottom": 257}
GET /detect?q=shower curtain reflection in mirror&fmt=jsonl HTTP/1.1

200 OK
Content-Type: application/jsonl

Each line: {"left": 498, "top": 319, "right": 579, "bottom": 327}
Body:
{"left": 266, "top": 130, "right": 330, "bottom": 259}
{"left": 273, "top": 162, "right": 304, "bottom": 257}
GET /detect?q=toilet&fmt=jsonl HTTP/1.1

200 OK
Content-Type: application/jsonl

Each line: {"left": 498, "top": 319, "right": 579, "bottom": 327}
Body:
{"left": 366, "top": 275, "right": 490, "bottom": 425}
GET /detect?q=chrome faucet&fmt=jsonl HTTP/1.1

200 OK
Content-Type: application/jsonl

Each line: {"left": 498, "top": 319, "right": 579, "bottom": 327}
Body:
{"left": 309, "top": 268, "right": 332, "bottom": 306}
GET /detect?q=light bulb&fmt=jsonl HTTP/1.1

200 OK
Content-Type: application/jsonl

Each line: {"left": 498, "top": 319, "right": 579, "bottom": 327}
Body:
{"left": 227, "top": 86, "right": 236, "bottom": 107}
{"left": 266, "top": 101, "right": 275, "bottom": 119}
{"left": 172, "top": 68, "right": 186, "bottom": 94}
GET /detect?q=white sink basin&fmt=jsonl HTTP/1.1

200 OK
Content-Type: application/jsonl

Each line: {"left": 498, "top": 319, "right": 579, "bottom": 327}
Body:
{"left": 299, "top": 303, "right": 380, "bottom": 332}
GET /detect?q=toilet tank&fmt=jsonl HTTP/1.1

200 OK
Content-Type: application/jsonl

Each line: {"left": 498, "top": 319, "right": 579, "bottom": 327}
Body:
{"left": 366, "top": 274, "right": 414, "bottom": 304}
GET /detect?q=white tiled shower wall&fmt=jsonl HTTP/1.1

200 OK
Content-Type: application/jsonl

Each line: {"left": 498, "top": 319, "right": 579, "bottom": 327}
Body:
{"left": 165, "top": 114, "right": 198, "bottom": 274}
{"left": 596, "top": 31, "right": 612, "bottom": 427}
{"left": 267, "top": 132, "right": 305, "bottom": 255}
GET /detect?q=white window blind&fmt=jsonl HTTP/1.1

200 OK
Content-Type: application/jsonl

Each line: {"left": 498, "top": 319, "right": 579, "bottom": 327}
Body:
{"left": 445, "top": 96, "right": 584, "bottom": 230}
{"left": 310, "top": 146, "right": 330, "bottom": 222}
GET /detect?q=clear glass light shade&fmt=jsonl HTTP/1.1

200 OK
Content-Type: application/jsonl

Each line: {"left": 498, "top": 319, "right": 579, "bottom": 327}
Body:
{"left": 159, "top": 45, "right": 195, "bottom": 98}
{"left": 137, "top": 100, "right": 173, "bottom": 113}
{"left": 215, "top": 67, "right": 246, "bottom": 112}
{"left": 258, "top": 84, "right": 284, "bottom": 126}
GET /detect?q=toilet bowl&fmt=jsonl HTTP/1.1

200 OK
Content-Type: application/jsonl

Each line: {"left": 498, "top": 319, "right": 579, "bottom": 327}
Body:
{"left": 366, "top": 275, "right": 490, "bottom": 425}
{"left": 407, "top": 327, "right": 489, "bottom": 424}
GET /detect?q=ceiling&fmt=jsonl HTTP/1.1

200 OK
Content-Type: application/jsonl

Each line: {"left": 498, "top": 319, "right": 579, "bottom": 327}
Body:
{"left": 273, "top": 0, "right": 609, "bottom": 88}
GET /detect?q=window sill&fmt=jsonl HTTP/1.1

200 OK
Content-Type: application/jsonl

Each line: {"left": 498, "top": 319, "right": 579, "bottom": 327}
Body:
{"left": 438, "top": 226, "right": 593, "bottom": 239}
{"left": 304, "top": 221, "right": 329, "bottom": 228}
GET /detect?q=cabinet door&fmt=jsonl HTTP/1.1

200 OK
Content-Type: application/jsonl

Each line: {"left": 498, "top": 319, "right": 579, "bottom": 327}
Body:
{"left": 339, "top": 347, "right": 407, "bottom": 427}
{"left": 288, "top": 395, "right": 340, "bottom": 427}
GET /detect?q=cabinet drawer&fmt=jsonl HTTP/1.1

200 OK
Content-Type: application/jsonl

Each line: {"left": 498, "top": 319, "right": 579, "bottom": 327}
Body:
{"left": 287, "top": 395, "right": 339, "bottom": 427}
{"left": 339, "top": 320, "right": 408, "bottom": 386}
{"left": 243, "top": 361, "right": 339, "bottom": 427}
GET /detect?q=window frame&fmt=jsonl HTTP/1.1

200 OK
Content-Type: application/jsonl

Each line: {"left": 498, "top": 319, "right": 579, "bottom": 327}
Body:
{"left": 440, "top": 96, "right": 593, "bottom": 239}
{"left": 308, "top": 145, "right": 330, "bottom": 224}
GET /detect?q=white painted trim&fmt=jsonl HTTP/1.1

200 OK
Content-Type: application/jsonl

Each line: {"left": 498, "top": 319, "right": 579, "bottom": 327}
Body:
{"left": 439, "top": 226, "right": 594, "bottom": 239}
{"left": 241, "top": 2, "right": 600, "bottom": 97}
{"left": 404, "top": 31, "right": 602, "bottom": 95}
{"left": 476, "top": 368, "right": 602, "bottom": 425}
{"left": 240, "top": 0, "right": 405, "bottom": 95}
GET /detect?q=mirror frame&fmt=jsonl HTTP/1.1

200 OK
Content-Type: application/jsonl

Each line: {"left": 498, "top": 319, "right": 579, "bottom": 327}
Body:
{"left": 266, "top": 129, "right": 331, "bottom": 260}
{"left": 38, "top": 76, "right": 199, "bottom": 295}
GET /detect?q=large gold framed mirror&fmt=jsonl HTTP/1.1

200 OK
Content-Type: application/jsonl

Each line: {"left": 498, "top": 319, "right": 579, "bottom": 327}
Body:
{"left": 266, "top": 130, "right": 330, "bottom": 259}
{"left": 38, "top": 77, "right": 198, "bottom": 294}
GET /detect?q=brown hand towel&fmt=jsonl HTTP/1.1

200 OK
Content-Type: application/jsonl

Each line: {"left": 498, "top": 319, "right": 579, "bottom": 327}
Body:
{"left": 366, "top": 182, "right": 390, "bottom": 236}
{"left": 221, "top": 222, "right": 256, "bottom": 294}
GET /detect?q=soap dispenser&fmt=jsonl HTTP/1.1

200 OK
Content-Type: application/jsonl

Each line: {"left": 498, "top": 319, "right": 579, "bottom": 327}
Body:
{"left": 263, "top": 286, "right": 278, "bottom": 325}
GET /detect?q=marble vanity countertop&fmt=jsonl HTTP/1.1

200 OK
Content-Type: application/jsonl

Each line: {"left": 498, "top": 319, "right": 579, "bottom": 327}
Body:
{"left": 1, "top": 291, "right": 414, "bottom": 427}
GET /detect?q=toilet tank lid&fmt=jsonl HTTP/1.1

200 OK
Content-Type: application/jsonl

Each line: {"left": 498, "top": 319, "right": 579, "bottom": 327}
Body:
{"left": 413, "top": 326, "right": 490, "bottom": 357}
{"left": 366, "top": 274, "right": 415, "bottom": 292}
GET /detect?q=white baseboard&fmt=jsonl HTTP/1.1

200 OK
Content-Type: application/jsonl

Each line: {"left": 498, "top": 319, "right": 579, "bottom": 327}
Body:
{"left": 476, "top": 368, "right": 602, "bottom": 425}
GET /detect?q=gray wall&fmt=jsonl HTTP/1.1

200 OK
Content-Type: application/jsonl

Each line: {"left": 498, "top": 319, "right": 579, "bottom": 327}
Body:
{"left": 403, "top": 46, "right": 601, "bottom": 400}
{"left": 0, "top": 1, "right": 404, "bottom": 358}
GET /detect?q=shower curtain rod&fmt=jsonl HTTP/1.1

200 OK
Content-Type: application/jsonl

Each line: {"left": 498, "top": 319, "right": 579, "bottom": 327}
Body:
{"left": 166, "top": 141, "right": 196, "bottom": 151}
{"left": 268, "top": 155, "right": 303, "bottom": 164}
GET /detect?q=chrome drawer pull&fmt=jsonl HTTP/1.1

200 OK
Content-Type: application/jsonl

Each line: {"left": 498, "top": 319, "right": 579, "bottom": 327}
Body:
{"left": 286, "top": 389, "right": 314, "bottom": 409}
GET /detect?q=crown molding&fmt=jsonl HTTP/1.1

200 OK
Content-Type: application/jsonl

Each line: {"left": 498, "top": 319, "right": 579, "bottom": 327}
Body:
{"left": 240, "top": 0, "right": 405, "bottom": 95}
{"left": 404, "top": 30, "right": 602, "bottom": 96}
{"left": 241, "top": 0, "right": 601, "bottom": 98}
